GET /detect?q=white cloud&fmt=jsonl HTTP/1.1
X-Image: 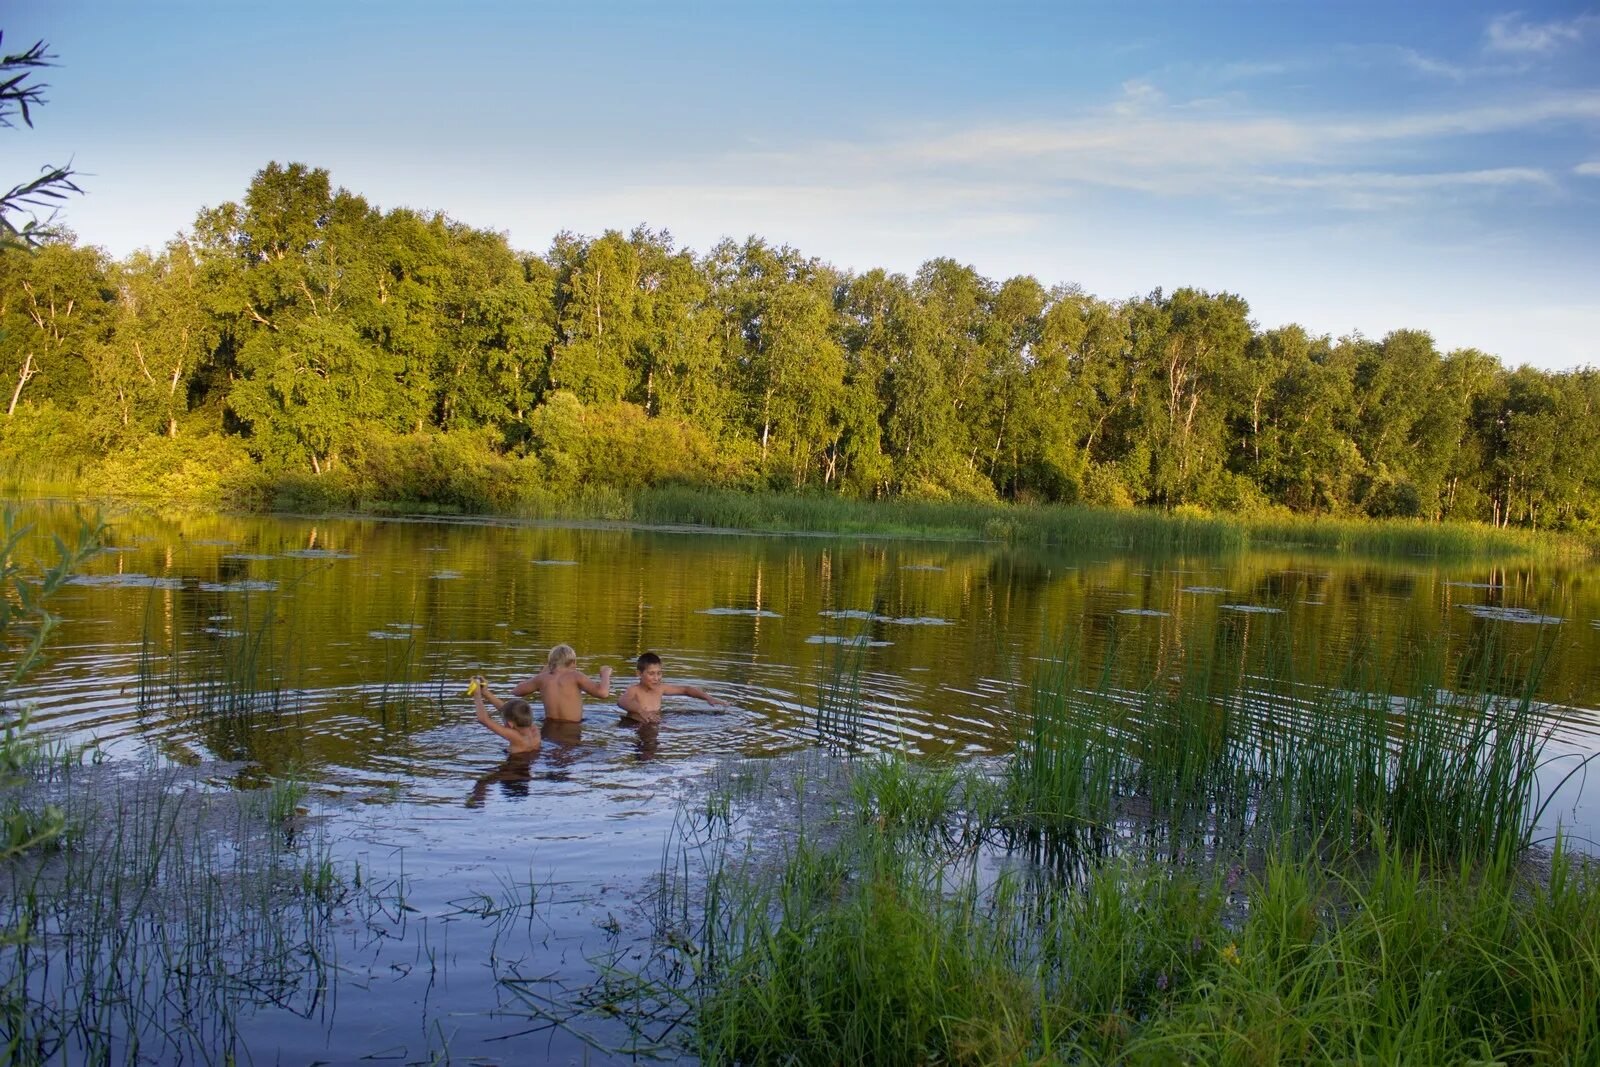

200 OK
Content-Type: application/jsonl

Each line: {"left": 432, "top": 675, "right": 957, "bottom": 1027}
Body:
{"left": 718, "top": 87, "right": 1597, "bottom": 212}
{"left": 1575, "top": 161, "right": 1600, "bottom": 176}
{"left": 1259, "top": 167, "right": 1552, "bottom": 190}
{"left": 1326, "top": 91, "right": 1600, "bottom": 140}
{"left": 1485, "top": 12, "right": 1598, "bottom": 54}
{"left": 1395, "top": 47, "right": 1470, "bottom": 81}
{"left": 1215, "top": 60, "right": 1297, "bottom": 81}
{"left": 1112, "top": 79, "right": 1166, "bottom": 115}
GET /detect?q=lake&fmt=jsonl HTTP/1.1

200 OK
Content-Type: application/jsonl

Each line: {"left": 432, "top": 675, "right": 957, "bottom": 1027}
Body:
{"left": 5, "top": 500, "right": 1599, "bottom": 1062}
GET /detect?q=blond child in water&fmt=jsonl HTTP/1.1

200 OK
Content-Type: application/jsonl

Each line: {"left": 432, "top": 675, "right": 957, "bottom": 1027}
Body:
{"left": 512, "top": 644, "right": 612, "bottom": 722}
{"left": 618, "top": 651, "right": 727, "bottom": 724}
{"left": 469, "top": 676, "right": 541, "bottom": 754}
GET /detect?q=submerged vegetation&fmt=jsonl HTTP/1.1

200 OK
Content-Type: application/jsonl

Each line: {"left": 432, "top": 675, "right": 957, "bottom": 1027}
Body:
{"left": 0, "top": 762, "right": 365, "bottom": 1063}
{"left": 3, "top": 162, "right": 1599, "bottom": 535}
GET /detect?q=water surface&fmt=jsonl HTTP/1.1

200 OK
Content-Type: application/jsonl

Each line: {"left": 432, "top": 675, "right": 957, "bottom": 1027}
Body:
{"left": 6, "top": 501, "right": 1599, "bottom": 1061}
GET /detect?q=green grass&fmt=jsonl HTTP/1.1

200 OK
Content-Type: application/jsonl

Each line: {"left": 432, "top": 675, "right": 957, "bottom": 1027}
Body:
{"left": 1002, "top": 628, "right": 1564, "bottom": 865}
{"left": 13, "top": 465, "right": 1591, "bottom": 559}
{"left": 623, "top": 626, "right": 1600, "bottom": 1065}
{"left": 0, "top": 762, "right": 376, "bottom": 1063}
{"left": 526, "top": 485, "right": 1589, "bottom": 561}
{"left": 657, "top": 765, "right": 1599, "bottom": 1066}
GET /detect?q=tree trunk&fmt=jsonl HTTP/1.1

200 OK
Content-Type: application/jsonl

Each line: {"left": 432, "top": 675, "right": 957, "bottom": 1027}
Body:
{"left": 7, "top": 353, "right": 35, "bottom": 416}
{"left": 168, "top": 358, "right": 183, "bottom": 437}
{"left": 760, "top": 389, "right": 772, "bottom": 461}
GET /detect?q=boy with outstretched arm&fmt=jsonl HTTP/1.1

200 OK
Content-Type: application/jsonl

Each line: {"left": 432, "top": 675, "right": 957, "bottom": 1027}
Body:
{"left": 512, "top": 644, "right": 612, "bottom": 722}
{"left": 618, "top": 651, "right": 728, "bottom": 724}
{"left": 468, "top": 676, "right": 541, "bottom": 754}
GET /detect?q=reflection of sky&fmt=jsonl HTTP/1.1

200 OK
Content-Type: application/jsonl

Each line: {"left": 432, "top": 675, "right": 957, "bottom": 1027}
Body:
{"left": 8, "top": 1, "right": 1598, "bottom": 369}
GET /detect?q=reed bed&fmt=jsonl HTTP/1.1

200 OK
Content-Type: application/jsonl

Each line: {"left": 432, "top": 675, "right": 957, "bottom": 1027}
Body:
{"left": 1006, "top": 631, "right": 1562, "bottom": 865}
{"left": 0, "top": 761, "right": 389, "bottom": 1064}
{"left": 135, "top": 584, "right": 306, "bottom": 751}
{"left": 521, "top": 485, "right": 1588, "bottom": 560}
{"left": 626, "top": 629, "right": 1599, "bottom": 1065}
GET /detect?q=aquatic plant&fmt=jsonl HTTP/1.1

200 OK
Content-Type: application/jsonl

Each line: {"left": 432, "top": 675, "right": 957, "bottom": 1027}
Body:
{"left": 646, "top": 753, "right": 1599, "bottom": 1065}
{"left": 1004, "top": 626, "right": 1570, "bottom": 866}
{"left": 0, "top": 761, "right": 385, "bottom": 1063}
{"left": 533, "top": 486, "right": 1587, "bottom": 561}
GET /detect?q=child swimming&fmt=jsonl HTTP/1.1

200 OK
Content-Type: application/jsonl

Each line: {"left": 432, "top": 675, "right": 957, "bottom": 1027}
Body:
{"left": 618, "top": 651, "right": 727, "bottom": 724}
{"left": 468, "top": 675, "right": 541, "bottom": 754}
{"left": 512, "top": 644, "right": 612, "bottom": 722}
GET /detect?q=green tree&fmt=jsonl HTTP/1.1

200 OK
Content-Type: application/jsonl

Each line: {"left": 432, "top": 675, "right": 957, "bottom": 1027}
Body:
{"left": 0, "top": 242, "right": 109, "bottom": 417}
{"left": 1347, "top": 330, "right": 1463, "bottom": 518}
{"left": 1250, "top": 328, "right": 1358, "bottom": 512}
{"left": 203, "top": 163, "right": 411, "bottom": 472}
{"left": 99, "top": 241, "right": 213, "bottom": 439}
{"left": 976, "top": 275, "right": 1046, "bottom": 497}
{"left": 724, "top": 239, "right": 846, "bottom": 487}
{"left": 1146, "top": 288, "right": 1252, "bottom": 507}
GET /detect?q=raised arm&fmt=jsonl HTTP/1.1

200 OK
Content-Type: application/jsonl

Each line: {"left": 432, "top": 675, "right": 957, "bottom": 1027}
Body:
{"left": 476, "top": 677, "right": 508, "bottom": 711}
{"left": 577, "top": 665, "right": 612, "bottom": 699}
{"left": 663, "top": 682, "right": 728, "bottom": 707}
{"left": 511, "top": 673, "right": 541, "bottom": 698}
{"left": 473, "top": 684, "right": 520, "bottom": 744}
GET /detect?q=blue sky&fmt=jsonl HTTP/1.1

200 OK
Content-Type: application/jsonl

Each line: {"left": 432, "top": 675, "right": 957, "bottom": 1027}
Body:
{"left": 7, "top": 1, "right": 1599, "bottom": 370}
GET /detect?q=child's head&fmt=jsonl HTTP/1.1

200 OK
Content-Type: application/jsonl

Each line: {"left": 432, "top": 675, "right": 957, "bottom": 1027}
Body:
{"left": 501, "top": 697, "right": 534, "bottom": 728}
{"left": 636, "top": 651, "right": 663, "bottom": 685}
{"left": 547, "top": 644, "right": 577, "bottom": 671}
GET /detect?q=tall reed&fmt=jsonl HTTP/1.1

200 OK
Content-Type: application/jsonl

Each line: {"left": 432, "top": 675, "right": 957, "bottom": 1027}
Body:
{"left": 540, "top": 485, "right": 1587, "bottom": 560}
{"left": 0, "top": 762, "right": 369, "bottom": 1063}
{"left": 1005, "top": 627, "right": 1567, "bottom": 865}
{"left": 659, "top": 756, "right": 1599, "bottom": 1065}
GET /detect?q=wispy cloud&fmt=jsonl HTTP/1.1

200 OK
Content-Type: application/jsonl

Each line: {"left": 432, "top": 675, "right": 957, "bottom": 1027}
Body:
{"left": 632, "top": 79, "right": 1593, "bottom": 234}
{"left": 1395, "top": 47, "right": 1471, "bottom": 81}
{"left": 861, "top": 86, "right": 1597, "bottom": 192}
{"left": 1576, "top": 161, "right": 1600, "bottom": 177}
{"left": 1256, "top": 167, "right": 1555, "bottom": 211}
{"left": 1485, "top": 11, "right": 1599, "bottom": 54}
{"left": 1336, "top": 91, "right": 1600, "bottom": 139}
{"left": 1261, "top": 168, "right": 1552, "bottom": 191}
{"left": 1215, "top": 59, "right": 1299, "bottom": 81}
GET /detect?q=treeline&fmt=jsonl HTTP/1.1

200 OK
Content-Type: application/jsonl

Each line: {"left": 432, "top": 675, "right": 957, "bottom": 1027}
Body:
{"left": 1, "top": 161, "right": 1597, "bottom": 528}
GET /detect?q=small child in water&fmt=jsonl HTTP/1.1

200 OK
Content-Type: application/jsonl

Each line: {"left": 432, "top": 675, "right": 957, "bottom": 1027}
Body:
{"left": 468, "top": 675, "right": 541, "bottom": 754}
{"left": 618, "top": 652, "right": 727, "bottom": 724}
{"left": 512, "top": 644, "right": 612, "bottom": 722}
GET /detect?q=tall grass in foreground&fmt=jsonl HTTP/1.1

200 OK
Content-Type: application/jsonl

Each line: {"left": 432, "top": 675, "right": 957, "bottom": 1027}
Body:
{"left": 1006, "top": 631, "right": 1566, "bottom": 865}
{"left": 630, "top": 629, "right": 1600, "bottom": 1065}
{"left": 669, "top": 761, "right": 1600, "bottom": 1066}
{"left": 0, "top": 762, "right": 387, "bottom": 1064}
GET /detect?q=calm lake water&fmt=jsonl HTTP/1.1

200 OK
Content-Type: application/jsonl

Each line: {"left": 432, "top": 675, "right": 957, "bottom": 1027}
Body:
{"left": 6, "top": 500, "right": 1600, "bottom": 1062}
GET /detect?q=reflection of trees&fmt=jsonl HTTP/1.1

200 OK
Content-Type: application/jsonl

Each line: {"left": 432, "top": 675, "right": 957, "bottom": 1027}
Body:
{"left": 11, "top": 502, "right": 1596, "bottom": 775}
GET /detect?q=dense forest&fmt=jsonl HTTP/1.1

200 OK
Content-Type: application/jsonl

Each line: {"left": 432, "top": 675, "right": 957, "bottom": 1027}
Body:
{"left": 1, "top": 162, "right": 1596, "bottom": 529}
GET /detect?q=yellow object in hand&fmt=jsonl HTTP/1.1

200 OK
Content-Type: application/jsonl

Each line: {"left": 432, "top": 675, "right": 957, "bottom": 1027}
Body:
{"left": 464, "top": 678, "right": 482, "bottom": 697}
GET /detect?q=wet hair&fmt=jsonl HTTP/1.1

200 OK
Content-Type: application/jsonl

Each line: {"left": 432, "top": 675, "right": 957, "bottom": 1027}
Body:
{"left": 636, "top": 651, "right": 662, "bottom": 672}
{"left": 502, "top": 697, "right": 534, "bottom": 728}
{"left": 547, "top": 644, "right": 577, "bottom": 670}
